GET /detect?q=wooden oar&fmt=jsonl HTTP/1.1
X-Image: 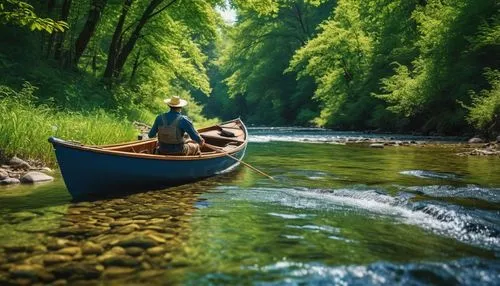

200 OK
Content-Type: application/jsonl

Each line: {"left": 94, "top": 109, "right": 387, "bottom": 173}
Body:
{"left": 204, "top": 143, "right": 275, "bottom": 180}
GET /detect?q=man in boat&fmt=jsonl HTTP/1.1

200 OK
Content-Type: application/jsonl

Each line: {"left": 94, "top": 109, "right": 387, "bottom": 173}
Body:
{"left": 148, "top": 96, "right": 205, "bottom": 155}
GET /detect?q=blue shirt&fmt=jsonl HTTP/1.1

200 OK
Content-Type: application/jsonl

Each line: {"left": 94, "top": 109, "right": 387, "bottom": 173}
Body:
{"left": 148, "top": 110, "right": 202, "bottom": 153}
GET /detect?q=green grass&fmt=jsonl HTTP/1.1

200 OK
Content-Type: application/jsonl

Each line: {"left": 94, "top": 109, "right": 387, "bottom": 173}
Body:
{"left": 0, "top": 84, "right": 137, "bottom": 166}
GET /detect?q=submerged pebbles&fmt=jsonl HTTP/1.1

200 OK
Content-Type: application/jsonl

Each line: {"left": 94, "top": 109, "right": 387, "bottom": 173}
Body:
{"left": 0, "top": 187, "right": 204, "bottom": 284}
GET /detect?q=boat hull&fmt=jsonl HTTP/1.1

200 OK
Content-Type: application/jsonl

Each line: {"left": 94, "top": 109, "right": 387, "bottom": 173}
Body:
{"left": 49, "top": 118, "right": 248, "bottom": 199}
{"left": 51, "top": 141, "right": 246, "bottom": 199}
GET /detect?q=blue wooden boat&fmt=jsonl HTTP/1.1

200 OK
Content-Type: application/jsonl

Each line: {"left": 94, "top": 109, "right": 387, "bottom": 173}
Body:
{"left": 48, "top": 118, "right": 247, "bottom": 199}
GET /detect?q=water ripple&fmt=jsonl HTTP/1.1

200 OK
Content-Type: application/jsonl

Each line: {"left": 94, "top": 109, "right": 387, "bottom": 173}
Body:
{"left": 400, "top": 170, "right": 462, "bottom": 180}
{"left": 250, "top": 258, "right": 500, "bottom": 285}
{"left": 403, "top": 185, "right": 500, "bottom": 203}
{"left": 224, "top": 186, "right": 500, "bottom": 251}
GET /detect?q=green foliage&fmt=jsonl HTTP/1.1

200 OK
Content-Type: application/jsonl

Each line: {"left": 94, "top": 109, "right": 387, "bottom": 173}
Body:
{"left": 0, "top": 0, "right": 68, "bottom": 33}
{"left": 209, "top": 0, "right": 334, "bottom": 125}
{"left": 466, "top": 69, "right": 500, "bottom": 130}
{"left": 288, "top": 0, "right": 499, "bottom": 134}
{"left": 0, "top": 83, "right": 137, "bottom": 165}
{"left": 1, "top": 0, "right": 499, "bottom": 151}
{"left": 290, "top": 0, "right": 418, "bottom": 128}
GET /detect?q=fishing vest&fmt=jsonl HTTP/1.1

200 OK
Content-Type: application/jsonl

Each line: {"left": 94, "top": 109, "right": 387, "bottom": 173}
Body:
{"left": 158, "top": 115, "right": 186, "bottom": 145}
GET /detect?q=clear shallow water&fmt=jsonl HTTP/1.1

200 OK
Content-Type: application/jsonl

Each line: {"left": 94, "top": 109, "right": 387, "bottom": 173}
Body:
{"left": 0, "top": 129, "right": 499, "bottom": 285}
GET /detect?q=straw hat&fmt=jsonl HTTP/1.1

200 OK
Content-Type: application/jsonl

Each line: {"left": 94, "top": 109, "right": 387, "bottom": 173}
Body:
{"left": 164, "top": 96, "right": 188, "bottom": 107}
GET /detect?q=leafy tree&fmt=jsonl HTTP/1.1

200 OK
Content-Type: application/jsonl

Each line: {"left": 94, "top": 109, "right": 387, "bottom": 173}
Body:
{"left": 214, "top": 0, "right": 335, "bottom": 125}
{"left": 0, "top": 0, "right": 68, "bottom": 33}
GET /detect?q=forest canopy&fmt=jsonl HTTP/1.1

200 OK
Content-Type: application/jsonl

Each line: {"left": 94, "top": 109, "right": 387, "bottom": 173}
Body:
{"left": 0, "top": 0, "right": 499, "bottom": 136}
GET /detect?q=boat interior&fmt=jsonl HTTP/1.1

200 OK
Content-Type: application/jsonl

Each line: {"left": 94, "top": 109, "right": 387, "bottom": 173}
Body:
{"left": 100, "top": 120, "right": 246, "bottom": 156}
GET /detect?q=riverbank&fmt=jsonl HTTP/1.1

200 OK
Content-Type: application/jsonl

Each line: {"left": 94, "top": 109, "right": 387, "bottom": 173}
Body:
{"left": 0, "top": 84, "right": 138, "bottom": 167}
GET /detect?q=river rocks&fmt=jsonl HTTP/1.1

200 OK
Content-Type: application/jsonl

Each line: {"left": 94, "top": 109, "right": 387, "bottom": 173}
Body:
{"left": 8, "top": 156, "right": 31, "bottom": 170}
{"left": 40, "top": 167, "right": 53, "bottom": 173}
{"left": 57, "top": 247, "right": 82, "bottom": 256}
{"left": 0, "top": 178, "right": 20, "bottom": 185}
{"left": 125, "top": 247, "right": 143, "bottom": 257}
{"left": 0, "top": 169, "right": 8, "bottom": 180}
{"left": 458, "top": 148, "right": 500, "bottom": 156}
{"left": 82, "top": 242, "right": 103, "bottom": 255}
{"left": 50, "top": 262, "right": 102, "bottom": 280}
{"left": 113, "top": 224, "right": 141, "bottom": 234}
{"left": 0, "top": 156, "right": 56, "bottom": 187}
{"left": 146, "top": 233, "right": 168, "bottom": 244}
{"left": 0, "top": 183, "right": 204, "bottom": 284}
{"left": 9, "top": 264, "right": 54, "bottom": 282}
{"left": 20, "top": 171, "right": 54, "bottom": 183}
{"left": 3, "top": 245, "right": 35, "bottom": 253}
{"left": 468, "top": 137, "right": 484, "bottom": 143}
{"left": 43, "top": 254, "right": 73, "bottom": 265}
{"left": 146, "top": 246, "right": 167, "bottom": 256}
{"left": 5, "top": 211, "right": 37, "bottom": 224}
{"left": 369, "top": 143, "right": 385, "bottom": 148}
{"left": 103, "top": 266, "right": 136, "bottom": 278}
{"left": 101, "top": 255, "right": 140, "bottom": 267}
{"left": 116, "top": 237, "right": 157, "bottom": 249}
{"left": 46, "top": 239, "right": 77, "bottom": 251}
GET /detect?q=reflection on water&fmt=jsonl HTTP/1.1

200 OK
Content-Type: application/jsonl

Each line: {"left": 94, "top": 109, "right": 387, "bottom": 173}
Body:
{"left": 0, "top": 128, "right": 499, "bottom": 285}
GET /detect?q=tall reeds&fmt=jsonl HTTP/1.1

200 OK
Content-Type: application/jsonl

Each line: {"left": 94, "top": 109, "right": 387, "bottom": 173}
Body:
{"left": 0, "top": 83, "right": 137, "bottom": 166}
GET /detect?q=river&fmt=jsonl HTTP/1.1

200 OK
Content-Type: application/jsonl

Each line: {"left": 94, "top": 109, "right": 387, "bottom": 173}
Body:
{"left": 0, "top": 128, "right": 499, "bottom": 285}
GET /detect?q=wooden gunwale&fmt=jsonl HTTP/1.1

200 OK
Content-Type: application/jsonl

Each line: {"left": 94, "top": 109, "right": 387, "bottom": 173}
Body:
{"left": 97, "top": 118, "right": 243, "bottom": 149}
{"left": 53, "top": 119, "right": 247, "bottom": 162}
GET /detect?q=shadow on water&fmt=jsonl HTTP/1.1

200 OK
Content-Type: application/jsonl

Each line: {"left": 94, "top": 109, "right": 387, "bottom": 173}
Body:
{"left": 0, "top": 167, "right": 247, "bottom": 210}
{"left": 0, "top": 179, "right": 71, "bottom": 213}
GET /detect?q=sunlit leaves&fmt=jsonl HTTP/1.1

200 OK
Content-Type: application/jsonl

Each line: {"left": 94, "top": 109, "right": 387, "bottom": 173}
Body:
{"left": 466, "top": 69, "right": 500, "bottom": 129}
{"left": 289, "top": 0, "right": 375, "bottom": 125}
{"left": 231, "top": 0, "right": 280, "bottom": 16}
{"left": 470, "top": 13, "right": 500, "bottom": 51}
{"left": 0, "top": 0, "right": 68, "bottom": 33}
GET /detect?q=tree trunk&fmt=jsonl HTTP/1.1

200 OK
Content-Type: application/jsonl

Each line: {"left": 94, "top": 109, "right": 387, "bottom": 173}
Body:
{"left": 54, "top": 0, "right": 72, "bottom": 60}
{"left": 92, "top": 50, "right": 98, "bottom": 77}
{"left": 74, "top": 0, "right": 108, "bottom": 67}
{"left": 111, "top": 0, "right": 161, "bottom": 78}
{"left": 104, "top": 0, "right": 178, "bottom": 81}
{"left": 129, "top": 48, "right": 141, "bottom": 82}
{"left": 44, "top": 0, "right": 57, "bottom": 58}
{"left": 103, "top": 0, "right": 133, "bottom": 81}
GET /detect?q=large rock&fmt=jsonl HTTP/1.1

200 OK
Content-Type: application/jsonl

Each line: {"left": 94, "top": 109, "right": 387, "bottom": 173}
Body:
{"left": 42, "top": 254, "right": 73, "bottom": 265}
{"left": 125, "top": 247, "right": 143, "bottom": 257}
{"left": 81, "top": 242, "right": 103, "bottom": 255}
{"left": 497, "top": 135, "right": 500, "bottom": 143}
{"left": 369, "top": 143, "right": 384, "bottom": 148}
{"left": 20, "top": 171, "right": 54, "bottom": 183}
{"left": 56, "top": 247, "right": 81, "bottom": 256}
{"left": 0, "top": 178, "right": 20, "bottom": 185}
{"left": 0, "top": 169, "right": 8, "bottom": 180}
{"left": 468, "top": 137, "right": 484, "bottom": 143}
{"left": 8, "top": 156, "right": 31, "bottom": 169}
